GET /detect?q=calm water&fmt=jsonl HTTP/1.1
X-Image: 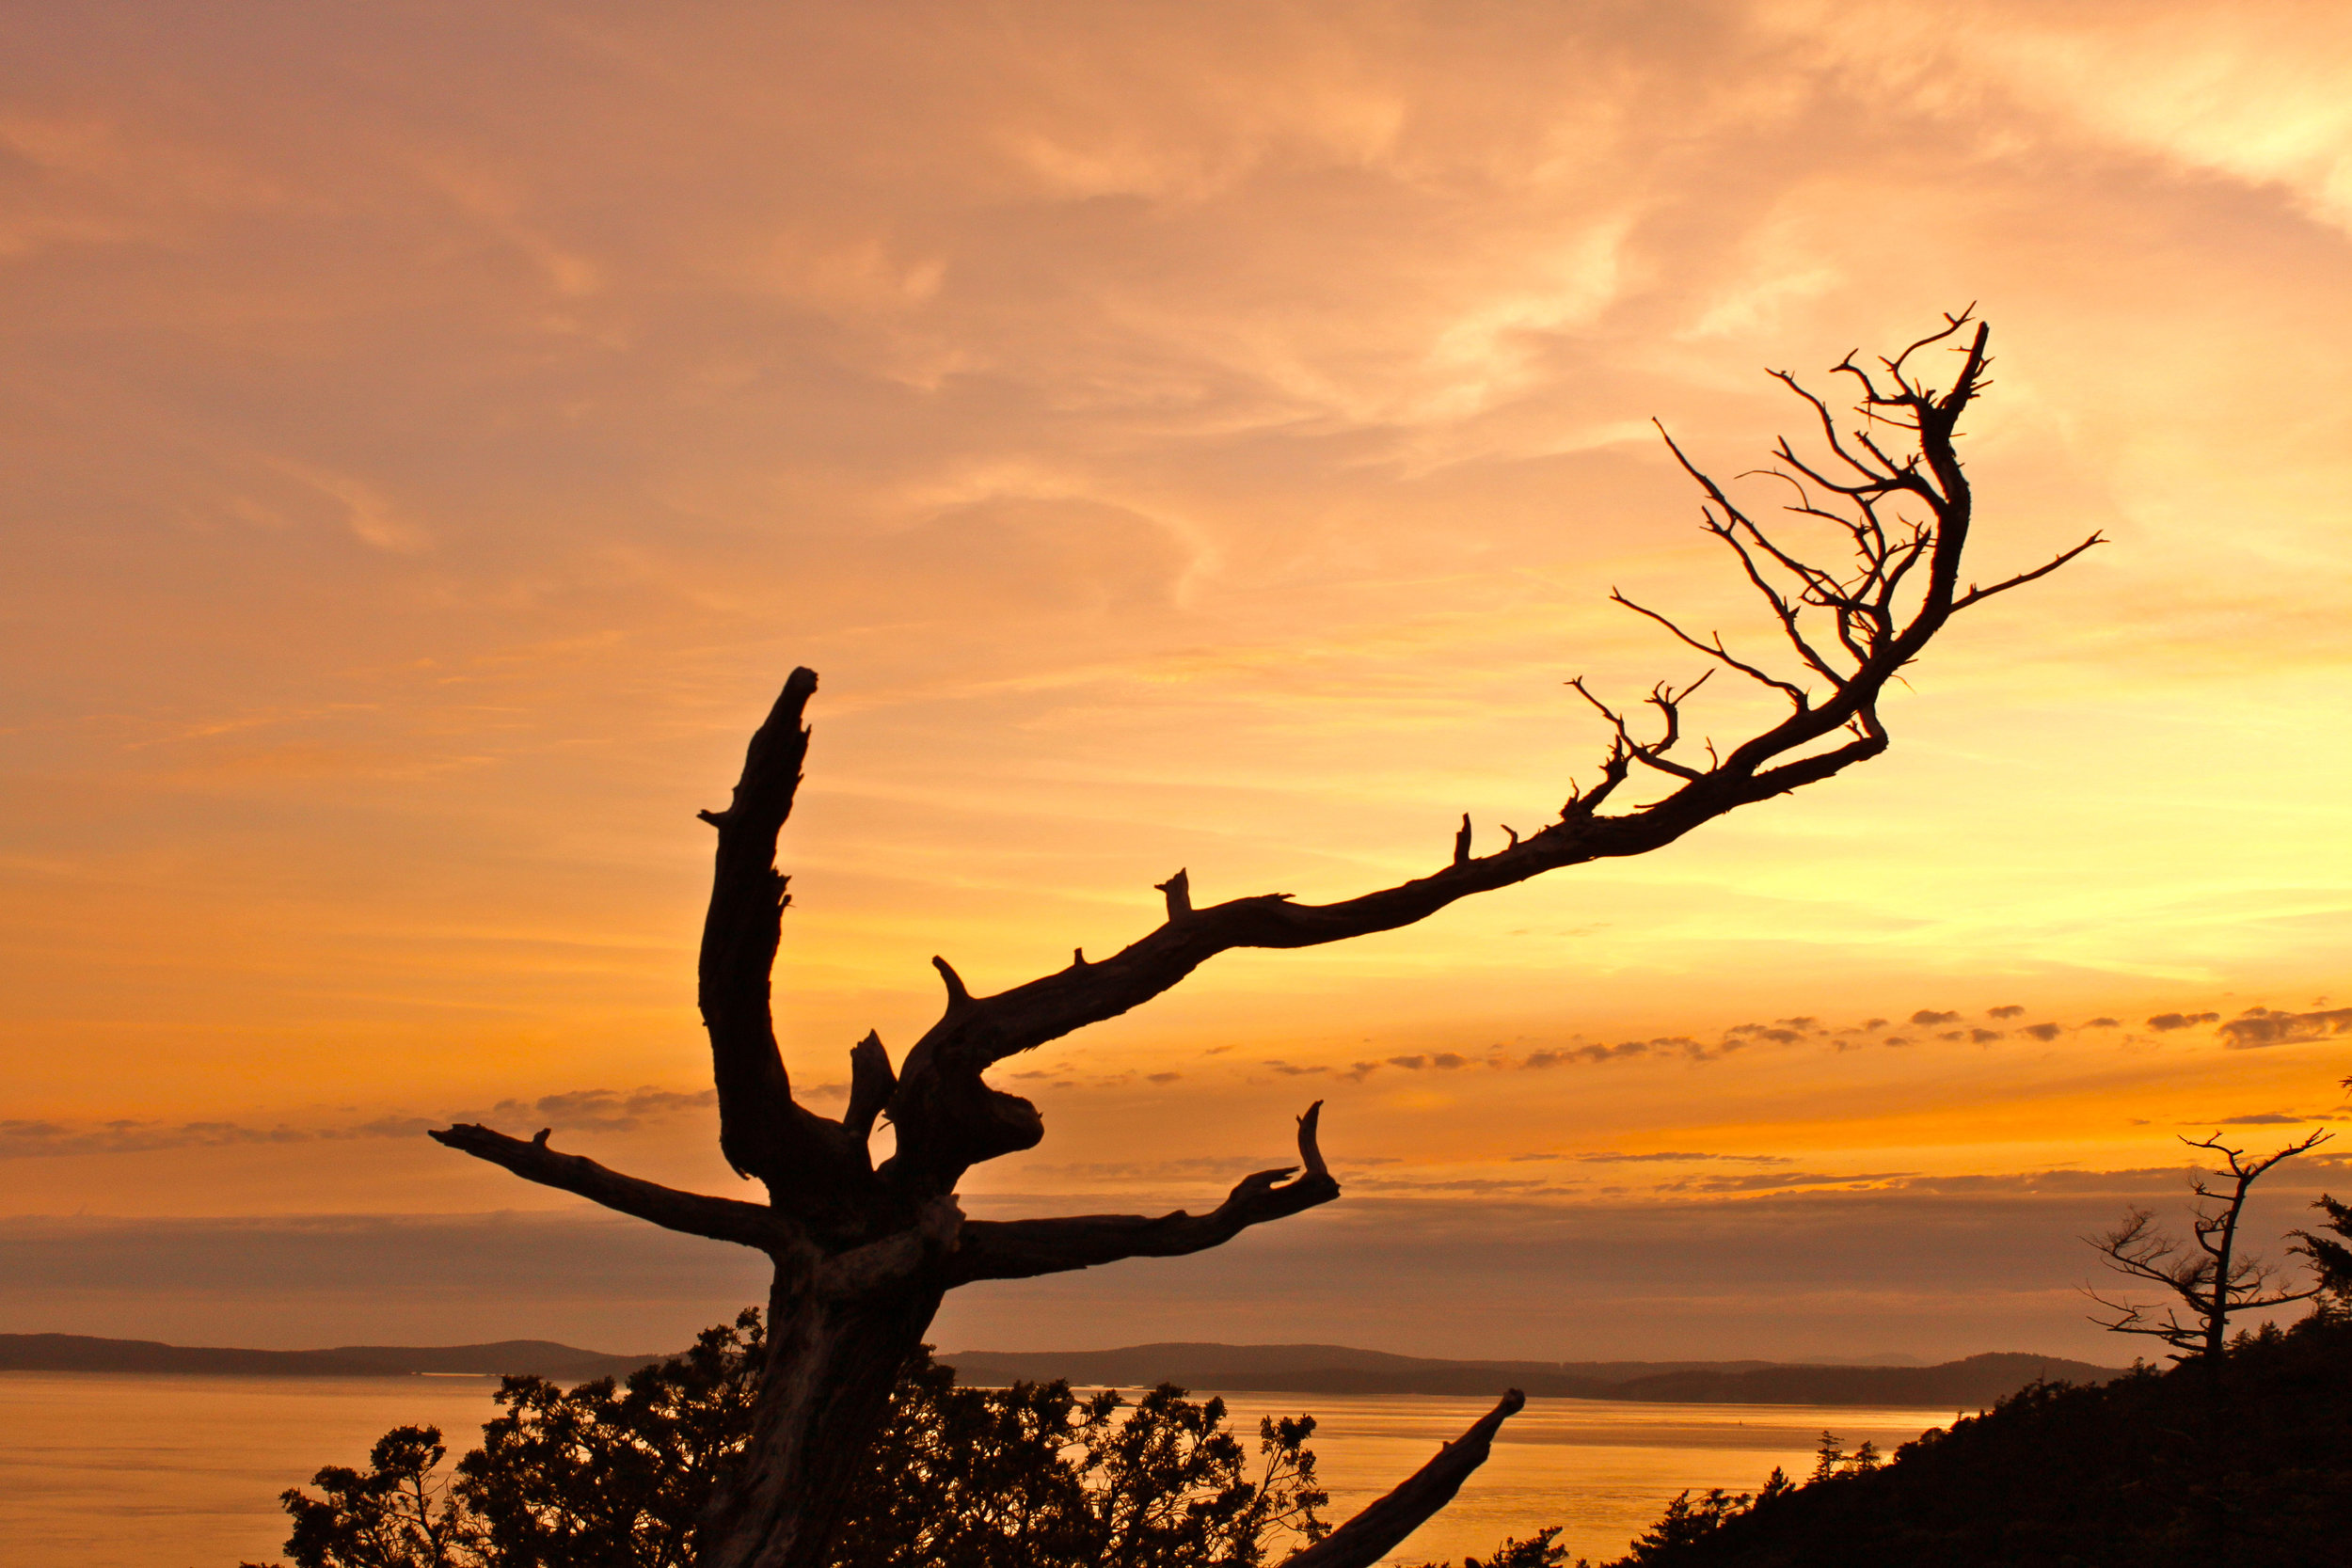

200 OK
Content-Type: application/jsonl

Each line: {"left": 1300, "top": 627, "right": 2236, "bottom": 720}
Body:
{"left": 0, "top": 1371, "right": 1952, "bottom": 1566}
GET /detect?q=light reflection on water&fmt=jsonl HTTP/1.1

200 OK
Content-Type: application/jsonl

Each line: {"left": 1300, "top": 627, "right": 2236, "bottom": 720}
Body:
{"left": 0, "top": 1372, "right": 1953, "bottom": 1567}
{"left": 1194, "top": 1389, "right": 1950, "bottom": 1564}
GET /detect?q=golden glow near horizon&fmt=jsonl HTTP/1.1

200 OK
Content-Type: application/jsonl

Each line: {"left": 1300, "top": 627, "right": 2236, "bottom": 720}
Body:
{"left": 5, "top": 3, "right": 2352, "bottom": 1353}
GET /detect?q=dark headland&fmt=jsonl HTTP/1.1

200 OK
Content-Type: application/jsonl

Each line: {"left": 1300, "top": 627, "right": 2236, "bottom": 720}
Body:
{"left": 0, "top": 1332, "right": 660, "bottom": 1383}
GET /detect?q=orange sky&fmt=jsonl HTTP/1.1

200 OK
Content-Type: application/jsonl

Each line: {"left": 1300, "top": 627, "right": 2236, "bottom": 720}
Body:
{"left": 5, "top": 1, "right": 2351, "bottom": 1357}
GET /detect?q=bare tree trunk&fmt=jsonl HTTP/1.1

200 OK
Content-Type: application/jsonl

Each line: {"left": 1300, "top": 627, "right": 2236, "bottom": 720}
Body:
{"left": 703, "top": 1274, "right": 943, "bottom": 1568}
{"left": 2202, "top": 1198, "right": 2236, "bottom": 1363}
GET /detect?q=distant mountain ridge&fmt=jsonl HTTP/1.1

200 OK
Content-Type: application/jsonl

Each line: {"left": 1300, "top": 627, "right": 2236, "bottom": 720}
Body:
{"left": 0, "top": 1333, "right": 660, "bottom": 1382}
{"left": 2, "top": 1333, "right": 2126, "bottom": 1408}
{"left": 937, "top": 1342, "right": 2129, "bottom": 1408}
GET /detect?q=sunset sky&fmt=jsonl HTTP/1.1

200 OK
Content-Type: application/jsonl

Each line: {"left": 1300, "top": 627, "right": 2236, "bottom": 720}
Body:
{"left": 6, "top": 1, "right": 2352, "bottom": 1364}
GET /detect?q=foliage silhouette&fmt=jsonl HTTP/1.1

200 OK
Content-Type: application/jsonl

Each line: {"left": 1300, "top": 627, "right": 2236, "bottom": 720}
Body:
{"left": 458, "top": 1310, "right": 763, "bottom": 1567}
{"left": 2292, "top": 1191, "right": 2352, "bottom": 1305}
{"left": 255, "top": 1311, "right": 1333, "bottom": 1568}
{"left": 1406, "top": 1527, "right": 1572, "bottom": 1568}
{"left": 2289, "top": 1084, "right": 2352, "bottom": 1310}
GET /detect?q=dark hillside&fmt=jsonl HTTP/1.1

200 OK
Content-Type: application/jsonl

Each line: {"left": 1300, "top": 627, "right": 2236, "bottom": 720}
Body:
{"left": 1611, "top": 1316, "right": 2352, "bottom": 1568}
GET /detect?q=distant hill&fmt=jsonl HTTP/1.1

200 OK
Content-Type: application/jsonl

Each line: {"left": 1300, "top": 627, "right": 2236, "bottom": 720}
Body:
{"left": 939, "top": 1342, "right": 2127, "bottom": 1408}
{"left": 3, "top": 1332, "right": 2126, "bottom": 1408}
{"left": 0, "top": 1332, "right": 660, "bottom": 1382}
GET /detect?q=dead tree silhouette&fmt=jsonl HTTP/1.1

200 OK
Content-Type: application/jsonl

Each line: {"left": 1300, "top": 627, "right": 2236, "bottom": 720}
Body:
{"left": 432, "top": 313, "right": 2097, "bottom": 1568}
{"left": 2087, "top": 1129, "right": 2333, "bottom": 1362}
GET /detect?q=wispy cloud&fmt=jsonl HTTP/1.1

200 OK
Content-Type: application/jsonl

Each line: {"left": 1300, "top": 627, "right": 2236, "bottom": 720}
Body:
{"left": 2196, "top": 1112, "right": 2329, "bottom": 1127}
{"left": 2220, "top": 1006, "right": 2352, "bottom": 1050}
{"left": 0, "top": 1085, "right": 729, "bottom": 1160}
{"left": 1662, "top": 1170, "right": 1919, "bottom": 1195}
{"left": 490, "top": 1086, "right": 721, "bottom": 1131}
{"left": 0, "top": 1116, "right": 431, "bottom": 1160}
{"left": 1221, "top": 990, "right": 2345, "bottom": 1086}
{"left": 1550, "top": 1150, "right": 1792, "bottom": 1166}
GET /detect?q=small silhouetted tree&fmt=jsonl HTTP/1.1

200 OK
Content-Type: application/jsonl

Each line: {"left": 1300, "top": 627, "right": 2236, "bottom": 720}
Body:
{"left": 1407, "top": 1528, "right": 1571, "bottom": 1568}
{"left": 2085, "top": 1129, "right": 2331, "bottom": 1361}
{"left": 1622, "top": 1489, "right": 1752, "bottom": 1561}
{"left": 275, "top": 1426, "right": 477, "bottom": 1568}
{"left": 425, "top": 315, "right": 2096, "bottom": 1566}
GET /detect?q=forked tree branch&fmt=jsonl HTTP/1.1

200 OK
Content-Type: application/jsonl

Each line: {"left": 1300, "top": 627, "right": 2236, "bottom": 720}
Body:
{"left": 946, "top": 1103, "right": 1339, "bottom": 1284}
{"left": 1282, "top": 1388, "right": 1528, "bottom": 1567}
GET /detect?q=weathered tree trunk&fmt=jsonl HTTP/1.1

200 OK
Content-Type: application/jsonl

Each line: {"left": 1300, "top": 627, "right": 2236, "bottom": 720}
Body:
{"left": 431, "top": 316, "right": 2092, "bottom": 1568}
{"left": 703, "top": 1275, "right": 943, "bottom": 1568}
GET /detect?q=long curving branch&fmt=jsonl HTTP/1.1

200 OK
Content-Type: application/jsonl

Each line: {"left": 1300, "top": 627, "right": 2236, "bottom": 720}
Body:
{"left": 878, "top": 312, "right": 2104, "bottom": 1193}
{"left": 946, "top": 1102, "right": 1339, "bottom": 1284}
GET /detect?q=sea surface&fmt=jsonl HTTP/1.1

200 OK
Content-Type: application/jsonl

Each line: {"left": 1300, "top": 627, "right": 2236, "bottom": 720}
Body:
{"left": 0, "top": 1371, "right": 1955, "bottom": 1566}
